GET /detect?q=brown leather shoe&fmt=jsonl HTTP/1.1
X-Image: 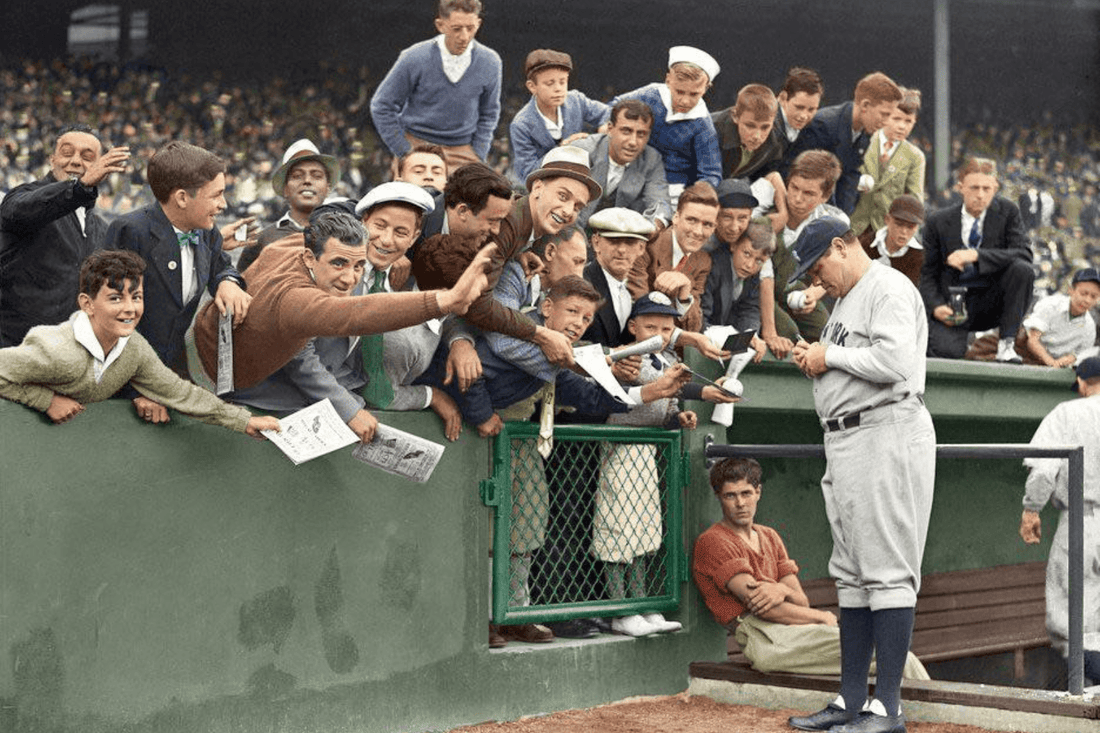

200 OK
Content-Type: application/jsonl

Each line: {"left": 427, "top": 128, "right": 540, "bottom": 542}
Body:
{"left": 488, "top": 624, "right": 507, "bottom": 649}
{"left": 499, "top": 623, "right": 554, "bottom": 643}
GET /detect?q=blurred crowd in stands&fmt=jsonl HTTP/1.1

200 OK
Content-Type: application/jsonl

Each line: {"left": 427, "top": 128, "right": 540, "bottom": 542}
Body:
{"left": 2, "top": 55, "right": 1097, "bottom": 295}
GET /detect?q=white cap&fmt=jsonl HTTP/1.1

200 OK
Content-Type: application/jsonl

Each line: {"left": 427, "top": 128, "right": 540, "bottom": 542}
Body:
{"left": 354, "top": 182, "right": 436, "bottom": 217}
{"left": 668, "top": 46, "right": 720, "bottom": 81}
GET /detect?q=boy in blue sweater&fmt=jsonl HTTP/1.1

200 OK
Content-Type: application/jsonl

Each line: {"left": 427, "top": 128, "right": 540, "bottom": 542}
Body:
{"left": 370, "top": 0, "right": 501, "bottom": 175}
{"left": 509, "top": 49, "right": 610, "bottom": 184}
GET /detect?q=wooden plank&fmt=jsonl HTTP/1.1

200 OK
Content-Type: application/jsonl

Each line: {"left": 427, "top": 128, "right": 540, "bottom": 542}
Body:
{"left": 690, "top": 662, "right": 1100, "bottom": 719}
{"left": 913, "top": 598, "right": 1046, "bottom": 631}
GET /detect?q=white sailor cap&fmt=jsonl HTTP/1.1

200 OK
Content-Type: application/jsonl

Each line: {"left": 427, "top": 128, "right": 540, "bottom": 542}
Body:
{"left": 588, "top": 208, "right": 655, "bottom": 241}
{"left": 668, "top": 46, "right": 720, "bottom": 81}
{"left": 354, "top": 181, "right": 436, "bottom": 217}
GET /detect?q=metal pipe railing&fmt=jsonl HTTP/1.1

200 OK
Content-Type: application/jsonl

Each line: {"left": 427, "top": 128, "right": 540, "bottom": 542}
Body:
{"left": 703, "top": 439, "right": 1087, "bottom": 696}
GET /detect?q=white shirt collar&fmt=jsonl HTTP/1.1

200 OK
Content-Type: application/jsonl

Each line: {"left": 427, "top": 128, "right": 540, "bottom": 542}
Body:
{"left": 72, "top": 311, "right": 129, "bottom": 383}
{"left": 779, "top": 106, "right": 799, "bottom": 143}
{"left": 658, "top": 84, "right": 709, "bottom": 123}
{"left": 436, "top": 35, "right": 474, "bottom": 82}
{"left": 961, "top": 206, "right": 987, "bottom": 242}
{"left": 276, "top": 211, "right": 306, "bottom": 231}
{"left": 671, "top": 231, "right": 686, "bottom": 269}
{"left": 539, "top": 106, "right": 564, "bottom": 139}
{"left": 365, "top": 265, "right": 393, "bottom": 292}
{"left": 871, "top": 226, "right": 922, "bottom": 261}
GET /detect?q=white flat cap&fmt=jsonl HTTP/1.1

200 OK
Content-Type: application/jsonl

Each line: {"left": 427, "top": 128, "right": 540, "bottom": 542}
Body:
{"left": 588, "top": 207, "right": 656, "bottom": 241}
{"left": 355, "top": 181, "right": 436, "bottom": 217}
{"left": 668, "top": 46, "right": 720, "bottom": 81}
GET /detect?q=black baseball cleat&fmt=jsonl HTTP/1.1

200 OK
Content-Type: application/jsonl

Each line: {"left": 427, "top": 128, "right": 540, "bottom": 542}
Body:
{"left": 787, "top": 703, "right": 857, "bottom": 731}
{"left": 830, "top": 711, "right": 906, "bottom": 733}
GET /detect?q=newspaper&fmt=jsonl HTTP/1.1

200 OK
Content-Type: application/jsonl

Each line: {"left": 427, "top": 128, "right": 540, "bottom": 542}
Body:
{"left": 351, "top": 423, "right": 444, "bottom": 483}
{"left": 262, "top": 399, "right": 359, "bottom": 465}
{"left": 215, "top": 309, "right": 234, "bottom": 395}
{"left": 572, "top": 343, "right": 637, "bottom": 405}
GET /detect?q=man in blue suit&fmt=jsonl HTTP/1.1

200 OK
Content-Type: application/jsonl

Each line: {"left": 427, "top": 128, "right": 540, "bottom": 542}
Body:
{"left": 789, "top": 72, "right": 901, "bottom": 216}
{"left": 104, "top": 141, "right": 248, "bottom": 422}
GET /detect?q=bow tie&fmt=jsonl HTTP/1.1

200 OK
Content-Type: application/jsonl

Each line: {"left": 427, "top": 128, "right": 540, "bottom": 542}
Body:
{"left": 177, "top": 231, "right": 198, "bottom": 248}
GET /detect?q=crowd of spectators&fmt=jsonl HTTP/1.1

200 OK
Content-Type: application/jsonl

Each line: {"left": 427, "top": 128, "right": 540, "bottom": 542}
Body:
{"left": 2, "top": 56, "right": 1097, "bottom": 298}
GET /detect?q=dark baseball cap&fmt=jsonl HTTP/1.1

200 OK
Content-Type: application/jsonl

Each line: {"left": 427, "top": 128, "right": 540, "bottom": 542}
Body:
{"left": 1072, "top": 355, "right": 1100, "bottom": 392}
{"left": 716, "top": 178, "right": 759, "bottom": 210}
{"left": 789, "top": 217, "right": 852, "bottom": 285}
{"left": 1071, "top": 267, "right": 1100, "bottom": 286}
{"left": 630, "top": 291, "right": 681, "bottom": 319}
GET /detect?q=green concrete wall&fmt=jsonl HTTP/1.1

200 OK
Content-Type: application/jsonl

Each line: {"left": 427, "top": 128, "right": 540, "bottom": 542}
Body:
{"left": 0, "top": 356, "right": 1075, "bottom": 732}
{"left": 0, "top": 396, "right": 724, "bottom": 733}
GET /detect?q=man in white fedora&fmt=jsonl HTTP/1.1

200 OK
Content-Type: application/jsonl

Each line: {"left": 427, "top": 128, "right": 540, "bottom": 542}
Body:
{"left": 239, "top": 139, "right": 340, "bottom": 271}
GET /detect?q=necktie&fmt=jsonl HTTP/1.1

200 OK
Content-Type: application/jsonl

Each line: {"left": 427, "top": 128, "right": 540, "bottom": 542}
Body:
{"left": 177, "top": 231, "right": 198, "bottom": 248}
{"left": 360, "top": 270, "right": 395, "bottom": 409}
{"left": 537, "top": 380, "right": 555, "bottom": 459}
{"left": 880, "top": 143, "right": 892, "bottom": 168}
{"left": 968, "top": 219, "right": 982, "bottom": 249}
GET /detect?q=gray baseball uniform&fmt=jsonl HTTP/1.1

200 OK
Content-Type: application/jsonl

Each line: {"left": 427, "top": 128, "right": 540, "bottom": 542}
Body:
{"left": 813, "top": 262, "right": 936, "bottom": 610}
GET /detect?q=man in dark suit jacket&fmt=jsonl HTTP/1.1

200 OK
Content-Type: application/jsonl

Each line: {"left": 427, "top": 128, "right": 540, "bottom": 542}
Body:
{"left": 789, "top": 72, "right": 901, "bottom": 215}
{"left": 0, "top": 124, "right": 130, "bottom": 346}
{"left": 920, "top": 158, "right": 1034, "bottom": 361}
{"left": 582, "top": 208, "right": 655, "bottom": 349}
{"left": 572, "top": 100, "right": 671, "bottom": 231}
{"left": 104, "top": 142, "right": 248, "bottom": 421}
{"left": 411, "top": 162, "right": 513, "bottom": 261}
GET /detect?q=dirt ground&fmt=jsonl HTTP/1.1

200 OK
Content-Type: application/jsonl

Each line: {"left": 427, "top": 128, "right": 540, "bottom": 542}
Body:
{"left": 448, "top": 692, "right": 999, "bottom": 733}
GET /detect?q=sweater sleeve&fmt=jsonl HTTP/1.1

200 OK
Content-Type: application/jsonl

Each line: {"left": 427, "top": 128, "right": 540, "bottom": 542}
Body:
{"left": 128, "top": 337, "right": 252, "bottom": 432}
{"left": 370, "top": 50, "right": 418, "bottom": 158}
{"left": 472, "top": 50, "right": 502, "bottom": 161}
{"left": 279, "top": 289, "right": 445, "bottom": 341}
{"left": 0, "top": 328, "right": 78, "bottom": 412}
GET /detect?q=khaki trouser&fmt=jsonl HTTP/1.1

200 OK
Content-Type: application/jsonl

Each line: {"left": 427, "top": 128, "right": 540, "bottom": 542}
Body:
{"left": 389, "top": 132, "right": 482, "bottom": 180}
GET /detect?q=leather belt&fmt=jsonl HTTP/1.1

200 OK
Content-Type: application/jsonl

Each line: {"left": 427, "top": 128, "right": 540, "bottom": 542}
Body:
{"left": 823, "top": 413, "right": 861, "bottom": 433}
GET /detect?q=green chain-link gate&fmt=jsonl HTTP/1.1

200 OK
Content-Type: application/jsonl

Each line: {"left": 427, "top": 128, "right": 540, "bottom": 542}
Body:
{"left": 480, "top": 422, "right": 690, "bottom": 625}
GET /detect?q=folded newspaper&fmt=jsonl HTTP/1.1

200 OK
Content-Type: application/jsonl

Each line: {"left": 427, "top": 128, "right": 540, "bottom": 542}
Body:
{"left": 351, "top": 423, "right": 444, "bottom": 483}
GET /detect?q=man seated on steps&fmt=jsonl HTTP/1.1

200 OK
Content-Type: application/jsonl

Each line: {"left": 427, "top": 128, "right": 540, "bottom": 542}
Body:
{"left": 693, "top": 457, "right": 929, "bottom": 681}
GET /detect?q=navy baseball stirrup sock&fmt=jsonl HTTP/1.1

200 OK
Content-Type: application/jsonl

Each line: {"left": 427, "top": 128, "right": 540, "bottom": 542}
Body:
{"left": 871, "top": 607, "right": 915, "bottom": 716}
{"left": 839, "top": 606, "right": 875, "bottom": 711}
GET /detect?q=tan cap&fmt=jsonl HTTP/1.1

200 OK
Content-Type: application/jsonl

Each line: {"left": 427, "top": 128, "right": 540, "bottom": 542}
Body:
{"left": 526, "top": 146, "right": 603, "bottom": 202}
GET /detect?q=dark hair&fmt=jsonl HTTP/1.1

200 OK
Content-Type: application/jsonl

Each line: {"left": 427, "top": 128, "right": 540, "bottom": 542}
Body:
{"left": 609, "top": 99, "right": 654, "bottom": 128}
{"left": 399, "top": 143, "right": 448, "bottom": 177}
{"left": 412, "top": 233, "right": 484, "bottom": 290}
{"left": 788, "top": 150, "right": 842, "bottom": 198}
{"left": 443, "top": 162, "right": 513, "bottom": 216}
{"left": 304, "top": 210, "right": 364, "bottom": 257}
{"left": 54, "top": 123, "right": 99, "bottom": 149}
{"left": 743, "top": 218, "right": 776, "bottom": 256}
{"left": 709, "top": 457, "right": 762, "bottom": 493}
{"left": 677, "top": 181, "right": 719, "bottom": 213}
{"left": 545, "top": 274, "right": 600, "bottom": 305}
{"left": 438, "top": 0, "right": 481, "bottom": 18}
{"left": 80, "top": 250, "right": 146, "bottom": 297}
{"left": 147, "top": 141, "right": 225, "bottom": 203}
{"left": 780, "top": 67, "right": 823, "bottom": 99}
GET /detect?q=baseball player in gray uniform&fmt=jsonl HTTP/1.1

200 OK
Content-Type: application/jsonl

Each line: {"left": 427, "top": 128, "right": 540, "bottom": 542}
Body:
{"left": 787, "top": 217, "right": 936, "bottom": 733}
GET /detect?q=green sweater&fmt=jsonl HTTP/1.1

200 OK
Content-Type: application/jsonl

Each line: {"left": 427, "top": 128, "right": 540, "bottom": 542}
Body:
{"left": 0, "top": 319, "right": 251, "bottom": 432}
